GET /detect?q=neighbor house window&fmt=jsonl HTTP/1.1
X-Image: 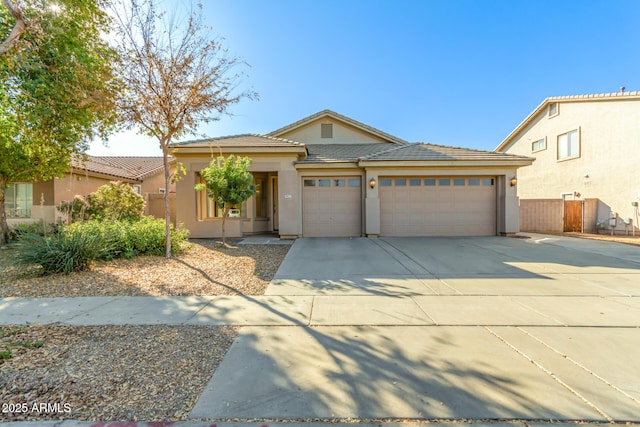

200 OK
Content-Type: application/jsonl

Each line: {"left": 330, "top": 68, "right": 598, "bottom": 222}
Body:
{"left": 379, "top": 178, "right": 392, "bottom": 186}
{"left": 5, "top": 183, "right": 33, "bottom": 218}
{"left": 548, "top": 103, "right": 558, "bottom": 117}
{"left": 132, "top": 185, "right": 142, "bottom": 194}
{"left": 321, "top": 123, "right": 333, "bottom": 138}
{"left": 557, "top": 129, "right": 580, "bottom": 160}
{"left": 532, "top": 138, "right": 546, "bottom": 152}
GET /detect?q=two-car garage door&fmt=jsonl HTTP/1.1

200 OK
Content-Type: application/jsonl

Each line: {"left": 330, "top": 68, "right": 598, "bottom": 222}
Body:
{"left": 301, "top": 175, "right": 497, "bottom": 237}
{"left": 379, "top": 176, "right": 497, "bottom": 236}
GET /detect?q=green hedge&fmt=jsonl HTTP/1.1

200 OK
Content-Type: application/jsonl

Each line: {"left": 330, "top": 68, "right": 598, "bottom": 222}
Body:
{"left": 66, "top": 217, "right": 189, "bottom": 259}
{"left": 15, "top": 218, "right": 190, "bottom": 275}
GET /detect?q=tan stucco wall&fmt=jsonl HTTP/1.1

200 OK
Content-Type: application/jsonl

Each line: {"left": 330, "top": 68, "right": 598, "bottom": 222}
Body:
{"left": 503, "top": 99, "right": 640, "bottom": 229}
{"left": 140, "top": 167, "right": 176, "bottom": 196}
{"left": 174, "top": 154, "right": 300, "bottom": 238}
{"left": 277, "top": 117, "right": 388, "bottom": 144}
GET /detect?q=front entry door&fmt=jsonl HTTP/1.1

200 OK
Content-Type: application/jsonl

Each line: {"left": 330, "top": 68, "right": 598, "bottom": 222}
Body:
{"left": 563, "top": 200, "right": 582, "bottom": 232}
{"left": 271, "top": 176, "right": 279, "bottom": 231}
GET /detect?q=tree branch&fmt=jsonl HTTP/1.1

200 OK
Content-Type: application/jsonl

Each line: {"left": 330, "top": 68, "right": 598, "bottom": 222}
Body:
{"left": 0, "top": 0, "right": 27, "bottom": 55}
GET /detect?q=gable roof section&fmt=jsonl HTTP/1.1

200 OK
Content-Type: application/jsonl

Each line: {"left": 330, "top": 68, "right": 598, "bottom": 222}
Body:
{"left": 496, "top": 90, "right": 640, "bottom": 152}
{"left": 358, "top": 142, "right": 533, "bottom": 166}
{"left": 268, "top": 109, "right": 408, "bottom": 145}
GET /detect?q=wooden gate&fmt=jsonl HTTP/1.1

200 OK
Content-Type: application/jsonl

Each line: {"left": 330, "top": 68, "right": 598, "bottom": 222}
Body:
{"left": 563, "top": 200, "right": 583, "bottom": 232}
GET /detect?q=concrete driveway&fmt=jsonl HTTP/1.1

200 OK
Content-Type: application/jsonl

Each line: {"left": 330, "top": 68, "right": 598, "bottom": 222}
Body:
{"left": 191, "top": 234, "right": 640, "bottom": 422}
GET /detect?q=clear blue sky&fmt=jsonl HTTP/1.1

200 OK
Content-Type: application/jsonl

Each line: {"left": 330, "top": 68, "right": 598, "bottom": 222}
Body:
{"left": 89, "top": 0, "right": 640, "bottom": 156}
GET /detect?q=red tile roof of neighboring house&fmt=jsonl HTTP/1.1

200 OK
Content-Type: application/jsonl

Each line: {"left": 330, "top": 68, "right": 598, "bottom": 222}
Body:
{"left": 71, "top": 155, "right": 167, "bottom": 181}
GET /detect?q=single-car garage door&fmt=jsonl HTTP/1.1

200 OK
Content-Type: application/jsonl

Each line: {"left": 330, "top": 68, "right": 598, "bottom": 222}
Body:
{"left": 303, "top": 177, "right": 362, "bottom": 237}
{"left": 379, "top": 176, "right": 496, "bottom": 236}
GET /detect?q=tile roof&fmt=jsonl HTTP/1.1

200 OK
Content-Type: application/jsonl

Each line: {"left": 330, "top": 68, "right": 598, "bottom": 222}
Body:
{"left": 300, "top": 144, "right": 398, "bottom": 163}
{"left": 496, "top": 90, "right": 640, "bottom": 151}
{"left": 360, "top": 143, "right": 533, "bottom": 162}
{"left": 173, "top": 134, "right": 303, "bottom": 147}
{"left": 268, "top": 109, "right": 408, "bottom": 145}
{"left": 71, "top": 155, "right": 167, "bottom": 181}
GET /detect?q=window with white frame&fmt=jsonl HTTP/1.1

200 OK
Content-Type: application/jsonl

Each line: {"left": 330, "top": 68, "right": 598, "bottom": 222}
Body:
{"left": 531, "top": 138, "right": 546, "bottom": 152}
{"left": 557, "top": 129, "right": 580, "bottom": 160}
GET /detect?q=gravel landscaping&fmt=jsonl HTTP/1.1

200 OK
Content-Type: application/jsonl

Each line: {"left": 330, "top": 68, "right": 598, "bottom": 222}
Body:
{"left": 0, "top": 239, "right": 290, "bottom": 421}
{"left": 1, "top": 324, "right": 238, "bottom": 421}
{"left": 0, "top": 239, "right": 290, "bottom": 298}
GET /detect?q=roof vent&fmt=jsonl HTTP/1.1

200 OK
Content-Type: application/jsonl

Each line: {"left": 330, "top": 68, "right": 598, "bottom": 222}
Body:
{"left": 620, "top": 86, "right": 626, "bottom": 94}
{"left": 321, "top": 123, "right": 333, "bottom": 139}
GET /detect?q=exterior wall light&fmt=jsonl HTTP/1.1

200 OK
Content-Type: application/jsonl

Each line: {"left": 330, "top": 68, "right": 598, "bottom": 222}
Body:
{"left": 369, "top": 178, "right": 377, "bottom": 189}
{"left": 510, "top": 176, "right": 517, "bottom": 187}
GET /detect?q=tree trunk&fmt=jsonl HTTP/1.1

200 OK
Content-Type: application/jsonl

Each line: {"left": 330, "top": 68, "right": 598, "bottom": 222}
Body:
{"left": 0, "top": 183, "right": 8, "bottom": 245}
{"left": 221, "top": 204, "right": 229, "bottom": 246}
{"left": 162, "top": 147, "right": 171, "bottom": 259}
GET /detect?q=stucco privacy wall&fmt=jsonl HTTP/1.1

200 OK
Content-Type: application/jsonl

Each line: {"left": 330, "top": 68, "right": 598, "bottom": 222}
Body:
{"left": 519, "top": 198, "right": 599, "bottom": 234}
{"left": 175, "top": 154, "right": 300, "bottom": 239}
{"left": 363, "top": 166, "right": 521, "bottom": 236}
{"left": 502, "top": 98, "right": 640, "bottom": 228}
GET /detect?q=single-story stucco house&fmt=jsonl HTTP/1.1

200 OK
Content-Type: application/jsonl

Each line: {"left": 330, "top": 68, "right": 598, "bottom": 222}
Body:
{"left": 495, "top": 90, "right": 640, "bottom": 234}
{"left": 5, "top": 156, "right": 175, "bottom": 226}
{"left": 172, "top": 110, "right": 533, "bottom": 238}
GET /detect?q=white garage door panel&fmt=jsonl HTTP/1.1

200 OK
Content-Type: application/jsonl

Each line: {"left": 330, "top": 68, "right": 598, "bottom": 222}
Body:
{"left": 303, "top": 177, "right": 362, "bottom": 237}
{"left": 380, "top": 177, "right": 496, "bottom": 236}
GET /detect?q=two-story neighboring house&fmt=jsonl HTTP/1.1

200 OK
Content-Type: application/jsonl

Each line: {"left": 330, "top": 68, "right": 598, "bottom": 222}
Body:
{"left": 496, "top": 91, "right": 640, "bottom": 234}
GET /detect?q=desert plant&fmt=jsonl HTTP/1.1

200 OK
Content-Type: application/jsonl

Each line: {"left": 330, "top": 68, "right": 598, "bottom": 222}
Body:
{"left": 15, "top": 230, "right": 108, "bottom": 274}
{"left": 66, "top": 220, "right": 134, "bottom": 259}
{"left": 8, "top": 221, "right": 58, "bottom": 242}
{"left": 57, "top": 195, "right": 90, "bottom": 224}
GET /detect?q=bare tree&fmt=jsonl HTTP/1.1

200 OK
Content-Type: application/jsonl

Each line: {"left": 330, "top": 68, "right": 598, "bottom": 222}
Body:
{"left": 111, "top": 0, "right": 257, "bottom": 258}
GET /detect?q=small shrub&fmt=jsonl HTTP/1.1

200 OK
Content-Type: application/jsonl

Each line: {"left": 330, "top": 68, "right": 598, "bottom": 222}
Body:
{"left": 86, "top": 181, "right": 144, "bottom": 221}
{"left": 57, "top": 195, "right": 90, "bottom": 224}
{"left": 15, "top": 230, "right": 108, "bottom": 275}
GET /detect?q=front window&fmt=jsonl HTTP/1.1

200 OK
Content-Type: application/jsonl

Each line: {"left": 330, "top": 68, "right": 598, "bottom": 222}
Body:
{"left": 5, "top": 183, "right": 33, "bottom": 218}
{"left": 254, "top": 175, "right": 267, "bottom": 218}
{"left": 197, "top": 173, "right": 246, "bottom": 219}
{"left": 557, "top": 129, "right": 580, "bottom": 160}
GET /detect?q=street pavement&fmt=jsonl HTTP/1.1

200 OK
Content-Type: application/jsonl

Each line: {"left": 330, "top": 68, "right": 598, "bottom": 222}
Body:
{"left": 2, "top": 233, "right": 640, "bottom": 424}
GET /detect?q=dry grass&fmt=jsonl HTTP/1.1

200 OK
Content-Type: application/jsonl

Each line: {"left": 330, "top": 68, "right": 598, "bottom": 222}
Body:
{"left": 0, "top": 239, "right": 290, "bottom": 298}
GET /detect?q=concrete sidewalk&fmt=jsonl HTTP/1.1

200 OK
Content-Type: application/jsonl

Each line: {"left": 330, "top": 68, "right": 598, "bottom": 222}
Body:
{"left": 2, "top": 294, "right": 640, "bottom": 327}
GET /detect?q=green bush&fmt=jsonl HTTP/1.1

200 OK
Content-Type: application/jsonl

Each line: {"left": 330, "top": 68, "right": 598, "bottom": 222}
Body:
{"left": 15, "top": 230, "right": 108, "bottom": 275}
{"left": 66, "top": 220, "right": 134, "bottom": 260}
{"left": 86, "top": 181, "right": 144, "bottom": 221}
{"left": 66, "top": 217, "right": 189, "bottom": 258}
